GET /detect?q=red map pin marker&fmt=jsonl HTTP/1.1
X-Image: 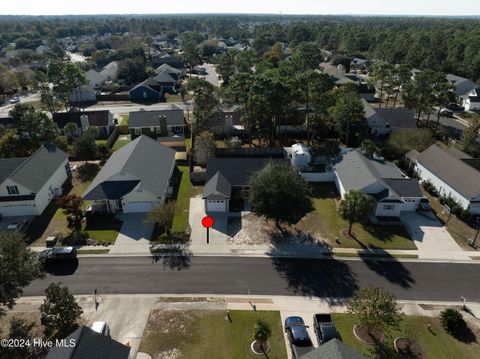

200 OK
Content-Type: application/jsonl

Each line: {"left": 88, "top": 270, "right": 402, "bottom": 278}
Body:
{"left": 202, "top": 216, "right": 214, "bottom": 228}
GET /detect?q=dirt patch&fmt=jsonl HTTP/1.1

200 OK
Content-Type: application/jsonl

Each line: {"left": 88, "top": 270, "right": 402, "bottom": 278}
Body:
{"left": 158, "top": 297, "right": 225, "bottom": 303}
{"left": 394, "top": 337, "right": 425, "bottom": 358}
{"left": 0, "top": 311, "right": 44, "bottom": 338}
{"left": 228, "top": 212, "right": 330, "bottom": 247}
{"left": 353, "top": 325, "right": 385, "bottom": 345}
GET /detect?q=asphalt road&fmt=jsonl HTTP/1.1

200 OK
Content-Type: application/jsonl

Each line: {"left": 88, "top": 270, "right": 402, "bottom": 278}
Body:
{"left": 24, "top": 256, "right": 480, "bottom": 301}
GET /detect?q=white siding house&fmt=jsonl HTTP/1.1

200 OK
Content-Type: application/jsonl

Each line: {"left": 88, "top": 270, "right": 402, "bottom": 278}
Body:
{"left": 0, "top": 145, "right": 69, "bottom": 217}
{"left": 413, "top": 145, "right": 480, "bottom": 214}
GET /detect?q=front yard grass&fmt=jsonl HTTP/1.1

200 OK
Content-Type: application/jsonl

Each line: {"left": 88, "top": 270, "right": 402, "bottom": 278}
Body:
{"left": 139, "top": 310, "right": 287, "bottom": 359}
{"left": 309, "top": 184, "right": 416, "bottom": 250}
{"left": 332, "top": 313, "right": 480, "bottom": 358}
{"left": 112, "top": 135, "right": 132, "bottom": 151}
{"left": 84, "top": 214, "right": 122, "bottom": 244}
{"left": 171, "top": 166, "right": 192, "bottom": 233}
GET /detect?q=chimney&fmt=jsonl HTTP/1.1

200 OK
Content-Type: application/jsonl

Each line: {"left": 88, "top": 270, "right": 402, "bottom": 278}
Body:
{"left": 159, "top": 115, "right": 167, "bottom": 136}
{"left": 80, "top": 114, "right": 89, "bottom": 132}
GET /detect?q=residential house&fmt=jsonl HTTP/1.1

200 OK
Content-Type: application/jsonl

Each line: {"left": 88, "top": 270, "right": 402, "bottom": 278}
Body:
{"left": 155, "top": 63, "right": 185, "bottom": 81}
{"left": 129, "top": 78, "right": 164, "bottom": 102}
{"left": 446, "top": 74, "right": 478, "bottom": 99}
{"left": 334, "top": 150, "right": 424, "bottom": 218}
{"left": 207, "top": 105, "right": 244, "bottom": 135}
{"left": 411, "top": 144, "right": 480, "bottom": 214}
{"left": 319, "top": 63, "right": 357, "bottom": 86}
{"left": 35, "top": 45, "right": 50, "bottom": 55}
{"left": 69, "top": 85, "right": 97, "bottom": 105}
{"left": 128, "top": 105, "right": 185, "bottom": 139}
{"left": 100, "top": 61, "right": 119, "bottom": 81}
{"left": 85, "top": 69, "right": 108, "bottom": 89}
{"left": 363, "top": 99, "right": 416, "bottom": 137}
{"left": 45, "top": 326, "right": 131, "bottom": 359}
{"left": 53, "top": 110, "right": 115, "bottom": 138}
{"left": 461, "top": 87, "right": 480, "bottom": 111}
{"left": 83, "top": 135, "right": 176, "bottom": 213}
{"left": 203, "top": 158, "right": 289, "bottom": 212}
{"left": 152, "top": 71, "right": 177, "bottom": 94}
{"left": 150, "top": 53, "right": 184, "bottom": 69}
{"left": 0, "top": 115, "right": 15, "bottom": 129}
{"left": 300, "top": 339, "right": 367, "bottom": 359}
{"left": 0, "top": 144, "right": 69, "bottom": 217}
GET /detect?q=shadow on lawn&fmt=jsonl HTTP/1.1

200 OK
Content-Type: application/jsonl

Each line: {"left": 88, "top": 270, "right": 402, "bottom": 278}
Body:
{"left": 359, "top": 246, "right": 415, "bottom": 289}
{"left": 270, "top": 257, "right": 358, "bottom": 299}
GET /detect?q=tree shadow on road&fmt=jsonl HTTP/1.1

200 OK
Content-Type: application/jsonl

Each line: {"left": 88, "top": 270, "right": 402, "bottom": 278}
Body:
{"left": 359, "top": 246, "right": 415, "bottom": 289}
{"left": 151, "top": 244, "right": 191, "bottom": 271}
{"left": 270, "top": 257, "right": 359, "bottom": 299}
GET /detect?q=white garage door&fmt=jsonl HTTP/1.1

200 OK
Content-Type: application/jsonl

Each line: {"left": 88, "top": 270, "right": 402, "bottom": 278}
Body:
{"left": 123, "top": 201, "right": 158, "bottom": 213}
{"left": 0, "top": 204, "right": 36, "bottom": 217}
{"left": 207, "top": 200, "right": 226, "bottom": 212}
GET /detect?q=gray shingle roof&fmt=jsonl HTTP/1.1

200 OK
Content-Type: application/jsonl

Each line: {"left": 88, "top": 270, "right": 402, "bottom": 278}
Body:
{"left": 376, "top": 108, "right": 416, "bottom": 130}
{"left": 128, "top": 106, "right": 184, "bottom": 127}
{"left": 0, "top": 158, "right": 28, "bottom": 185}
{"left": 334, "top": 150, "right": 420, "bottom": 201}
{"left": 416, "top": 144, "right": 480, "bottom": 198}
{"left": 446, "top": 74, "right": 479, "bottom": 96}
{"left": 83, "top": 135, "right": 176, "bottom": 200}
{"left": 206, "top": 158, "right": 289, "bottom": 187}
{"left": 300, "top": 339, "right": 367, "bottom": 359}
{"left": 1, "top": 145, "right": 68, "bottom": 193}
{"left": 46, "top": 326, "right": 130, "bottom": 359}
{"left": 203, "top": 171, "right": 231, "bottom": 199}
{"left": 362, "top": 99, "right": 388, "bottom": 128}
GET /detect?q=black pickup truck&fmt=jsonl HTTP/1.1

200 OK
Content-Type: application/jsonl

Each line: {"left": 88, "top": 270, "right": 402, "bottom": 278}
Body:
{"left": 313, "top": 314, "right": 340, "bottom": 345}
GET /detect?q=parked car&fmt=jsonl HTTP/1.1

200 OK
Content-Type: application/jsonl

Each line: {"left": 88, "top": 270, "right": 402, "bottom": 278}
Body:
{"left": 91, "top": 321, "right": 110, "bottom": 336}
{"left": 38, "top": 247, "right": 77, "bottom": 264}
{"left": 446, "top": 103, "right": 464, "bottom": 112}
{"left": 440, "top": 108, "right": 454, "bottom": 117}
{"left": 6, "top": 218, "right": 29, "bottom": 232}
{"left": 9, "top": 96, "right": 20, "bottom": 104}
{"left": 313, "top": 314, "right": 340, "bottom": 345}
{"left": 284, "top": 316, "right": 314, "bottom": 358}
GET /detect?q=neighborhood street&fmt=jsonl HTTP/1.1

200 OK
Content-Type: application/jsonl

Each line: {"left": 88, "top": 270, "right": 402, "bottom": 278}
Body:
{"left": 25, "top": 256, "right": 480, "bottom": 301}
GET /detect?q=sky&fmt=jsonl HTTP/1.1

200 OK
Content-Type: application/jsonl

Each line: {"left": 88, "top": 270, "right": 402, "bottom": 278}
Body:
{"left": 0, "top": 0, "right": 479, "bottom": 16}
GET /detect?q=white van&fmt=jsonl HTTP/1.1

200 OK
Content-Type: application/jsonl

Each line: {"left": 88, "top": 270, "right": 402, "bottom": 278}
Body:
{"left": 91, "top": 321, "right": 110, "bottom": 336}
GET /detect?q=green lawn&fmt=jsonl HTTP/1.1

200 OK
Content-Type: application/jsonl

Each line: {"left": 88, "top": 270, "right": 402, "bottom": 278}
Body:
{"left": 139, "top": 310, "right": 287, "bottom": 359}
{"left": 95, "top": 139, "right": 107, "bottom": 146}
{"left": 171, "top": 166, "right": 192, "bottom": 233}
{"left": 310, "top": 184, "right": 416, "bottom": 250}
{"left": 112, "top": 137, "right": 132, "bottom": 151}
{"left": 119, "top": 113, "right": 129, "bottom": 126}
{"left": 332, "top": 313, "right": 480, "bottom": 358}
{"left": 84, "top": 215, "right": 122, "bottom": 244}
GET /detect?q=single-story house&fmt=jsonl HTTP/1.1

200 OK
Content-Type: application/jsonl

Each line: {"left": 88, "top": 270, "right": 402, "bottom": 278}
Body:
{"left": 53, "top": 110, "right": 115, "bottom": 138}
{"left": 69, "top": 85, "right": 97, "bottom": 105}
{"left": 0, "top": 115, "right": 15, "bottom": 129}
{"left": 362, "top": 99, "right": 391, "bottom": 137}
{"left": 299, "top": 338, "right": 367, "bottom": 359}
{"left": 0, "top": 144, "right": 69, "bottom": 217}
{"left": 83, "top": 135, "right": 176, "bottom": 213}
{"left": 100, "top": 61, "right": 119, "bottom": 81}
{"left": 203, "top": 158, "right": 289, "bottom": 212}
{"left": 152, "top": 70, "right": 177, "bottom": 94}
{"left": 207, "top": 105, "right": 244, "bottom": 135}
{"left": 128, "top": 105, "right": 185, "bottom": 139}
{"left": 460, "top": 87, "right": 480, "bottom": 111}
{"left": 334, "top": 149, "right": 424, "bottom": 218}
{"left": 155, "top": 63, "right": 184, "bottom": 81}
{"left": 319, "top": 63, "right": 357, "bottom": 86}
{"left": 129, "top": 78, "right": 164, "bottom": 102}
{"left": 446, "top": 73, "right": 479, "bottom": 98}
{"left": 363, "top": 100, "right": 416, "bottom": 137}
{"left": 45, "top": 326, "right": 131, "bottom": 359}
{"left": 150, "top": 53, "right": 184, "bottom": 69}
{"left": 411, "top": 144, "right": 480, "bottom": 214}
{"left": 85, "top": 69, "right": 108, "bottom": 89}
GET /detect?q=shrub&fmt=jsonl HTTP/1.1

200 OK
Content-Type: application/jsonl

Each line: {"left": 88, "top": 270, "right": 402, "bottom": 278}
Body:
{"left": 459, "top": 210, "right": 471, "bottom": 222}
{"left": 441, "top": 308, "right": 467, "bottom": 335}
{"left": 61, "top": 231, "right": 88, "bottom": 246}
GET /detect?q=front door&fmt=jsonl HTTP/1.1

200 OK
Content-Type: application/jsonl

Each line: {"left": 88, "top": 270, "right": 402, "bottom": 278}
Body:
{"left": 116, "top": 200, "right": 123, "bottom": 212}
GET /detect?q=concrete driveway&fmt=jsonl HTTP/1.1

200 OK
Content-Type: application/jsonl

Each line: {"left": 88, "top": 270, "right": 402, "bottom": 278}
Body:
{"left": 189, "top": 197, "right": 228, "bottom": 245}
{"left": 82, "top": 295, "right": 158, "bottom": 359}
{"left": 109, "top": 213, "right": 154, "bottom": 255}
{"left": 401, "top": 211, "right": 467, "bottom": 259}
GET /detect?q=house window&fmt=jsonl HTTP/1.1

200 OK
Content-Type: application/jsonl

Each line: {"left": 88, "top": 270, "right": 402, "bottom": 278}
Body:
{"left": 383, "top": 204, "right": 395, "bottom": 211}
{"left": 156, "top": 127, "right": 162, "bottom": 134}
{"left": 7, "top": 185, "right": 19, "bottom": 195}
{"left": 134, "top": 128, "right": 142, "bottom": 135}
{"left": 143, "top": 91, "right": 147, "bottom": 98}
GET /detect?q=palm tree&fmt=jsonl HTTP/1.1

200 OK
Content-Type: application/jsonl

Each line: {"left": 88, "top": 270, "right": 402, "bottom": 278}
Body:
{"left": 253, "top": 320, "right": 271, "bottom": 353}
{"left": 64, "top": 122, "right": 78, "bottom": 138}
{"left": 338, "top": 190, "right": 373, "bottom": 236}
